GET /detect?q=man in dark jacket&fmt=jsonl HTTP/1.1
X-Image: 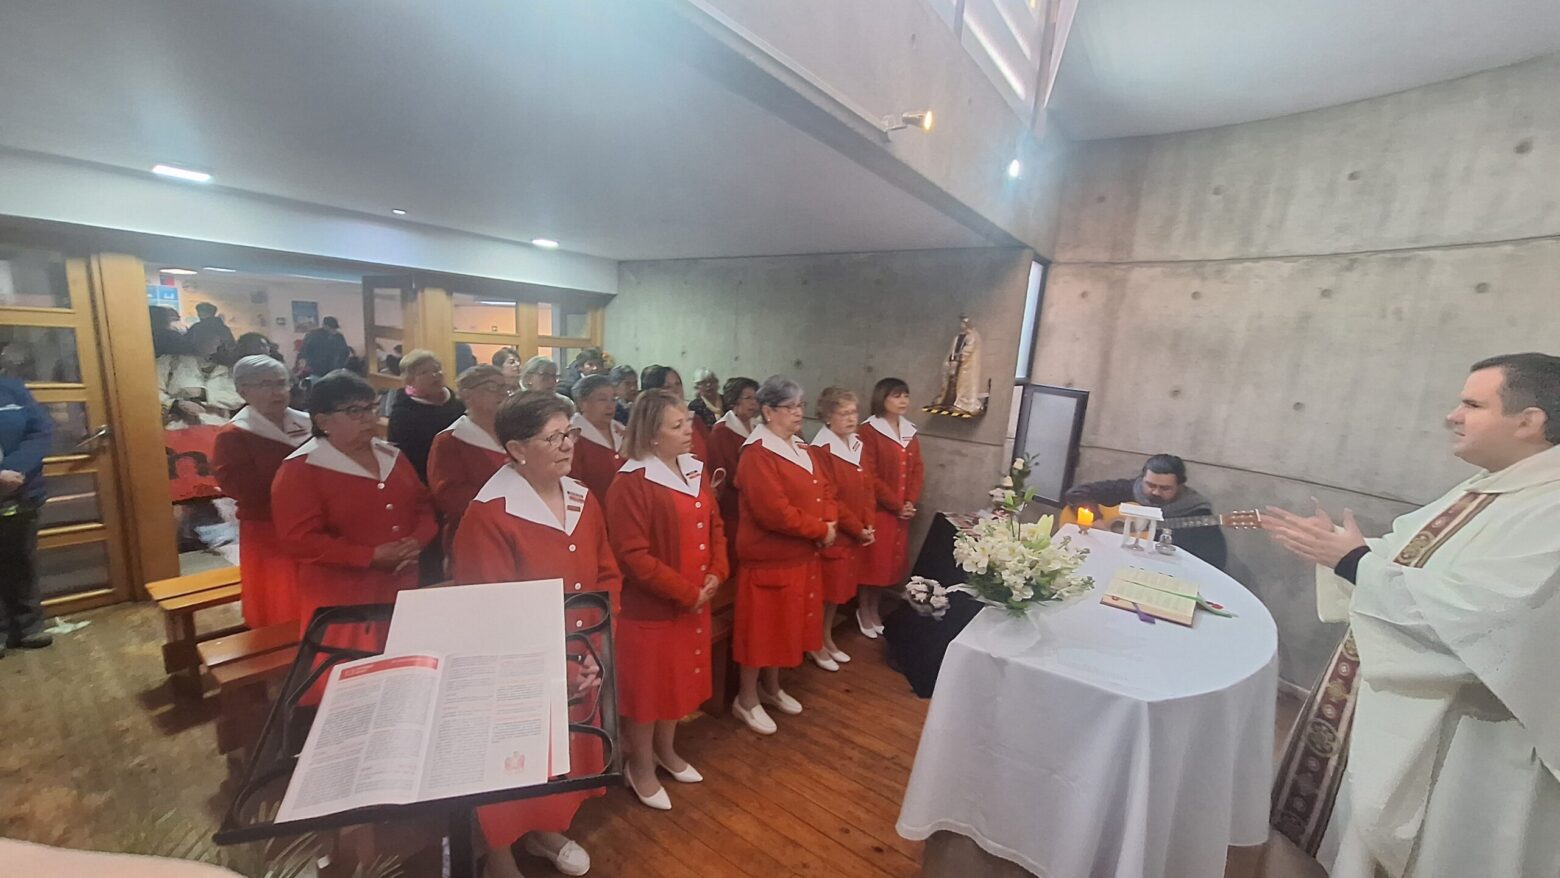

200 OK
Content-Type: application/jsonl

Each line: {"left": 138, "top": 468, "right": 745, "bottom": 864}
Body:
{"left": 299, "top": 316, "right": 350, "bottom": 377}
{"left": 0, "top": 375, "right": 54, "bottom": 652}
{"left": 1063, "top": 453, "right": 1228, "bottom": 569}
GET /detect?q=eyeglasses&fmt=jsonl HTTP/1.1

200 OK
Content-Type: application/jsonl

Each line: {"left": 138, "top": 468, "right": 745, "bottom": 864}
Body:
{"left": 239, "top": 379, "right": 289, "bottom": 392}
{"left": 472, "top": 381, "right": 511, "bottom": 395}
{"left": 771, "top": 402, "right": 803, "bottom": 412}
{"left": 327, "top": 403, "right": 378, "bottom": 419}
{"left": 536, "top": 427, "right": 582, "bottom": 449}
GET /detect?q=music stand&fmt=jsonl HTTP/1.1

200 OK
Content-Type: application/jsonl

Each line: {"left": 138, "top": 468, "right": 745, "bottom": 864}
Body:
{"left": 213, "top": 593, "right": 620, "bottom": 877}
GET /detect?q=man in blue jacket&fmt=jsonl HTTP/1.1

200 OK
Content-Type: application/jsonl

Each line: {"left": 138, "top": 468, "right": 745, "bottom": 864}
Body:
{"left": 0, "top": 374, "right": 54, "bottom": 654}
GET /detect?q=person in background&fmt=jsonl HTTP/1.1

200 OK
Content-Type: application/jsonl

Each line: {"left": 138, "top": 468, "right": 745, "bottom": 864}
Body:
{"left": 492, "top": 347, "right": 523, "bottom": 392}
{"left": 857, "top": 377, "right": 924, "bottom": 637}
{"left": 160, "top": 319, "right": 244, "bottom": 425}
{"left": 731, "top": 375, "right": 835, "bottom": 735}
{"left": 560, "top": 348, "right": 605, "bottom": 399}
{"left": 452, "top": 392, "right": 620, "bottom": 878}
{"left": 298, "top": 316, "right": 349, "bottom": 377}
{"left": 455, "top": 342, "right": 478, "bottom": 375}
{"left": 610, "top": 363, "right": 638, "bottom": 425}
{"left": 641, "top": 365, "right": 709, "bottom": 462}
{"left": 688, "top": 368, "right": 723, "bottom": 428}
{"left": 605, "top": 389, "right": 727, "bottom": 810}
{"left": 0, "top": 373, "right": 53, "bottom": 654}
{"left": 150, "top": 305, "right": 188, "bottom": 357}
{"left": 807, "top": 387, "right": 874, "bottom": 671}
{"left": 708, "top": 376, "right": 759, "bottom": 560}
{"left": 212, "top": 355, "right": 311, "bottom": 629}
{"left": 568, "top": 373, "right": 626, "bottom": 499}
{"left": 234, "top": 332, "right": 280, "bottom": 363}
{"left": 193, "top": 301, "right": 235, "bottom": 349}
{"left": 1063, "top": 454, "right": 1228, "bottom": 569}
{"left": 384, "top": 344, "right": 404, "bottom": 376}
{"left": 521, "top": 355, "right": 572, "bottom": 407}
{"left": 387, "top": 349, "right": 466, "bottom": 484}
{"left": 427, "top": 365, "right": 511, "bottom": 556}
{"left": 271, "top": 371, "right": 435, "bottom": 665}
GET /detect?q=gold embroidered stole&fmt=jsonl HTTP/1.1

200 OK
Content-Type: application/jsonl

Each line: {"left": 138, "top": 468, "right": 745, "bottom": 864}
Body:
{"left": 1269, "top": 491, "right": 1498, "bottom": 854}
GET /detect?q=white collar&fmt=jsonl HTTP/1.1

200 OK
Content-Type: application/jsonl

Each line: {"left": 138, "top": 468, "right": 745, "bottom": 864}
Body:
{"left": 571, "top": 412, "right": 625, "bottom": 452}
{"left": 285, "top": 436, "right": 400, "bottom": 481}
{"left": 442, "top": 414, "right": 504, "bottom": 454}
{"left": 473, "top": 466, "right": 588, "bottom": 535}
{"left": 230, "top": 406, "right": 311, "bottom": 448}
{"left": 406, "top": 387, "right": 451, "bottom": 406}
{"left": 742, "top": 423, "right": 813, "bottom": 473}
{"left": 1465, "top": 443, "right": 1560, "bottom": 494}
{"left": 717, "top": 409, "right": 753, "bottom": 438}
{"left": 864, "top": 415, "right": 917, "bottom": 447}
{"left": 810, "top": 427, "right": 862, "bottom": 466}
{"left": 618, "top": 454, "right": 704, "bottom": 497}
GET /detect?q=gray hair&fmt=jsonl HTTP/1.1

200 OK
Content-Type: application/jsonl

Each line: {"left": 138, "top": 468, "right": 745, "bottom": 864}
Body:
{"left": 756, "top": 374, "right": 803, "bottom": 417}
{"left": 521, "top": 355, "right": 558, "bottom": 378}
{"left": 608, "top": 363, "right": 637, "bottom": 384}
{"left": 692, "top": 367, "right": 717, "bottom": 385}
{"left": 233, "top": 354, "right": 289, "bottom": 385}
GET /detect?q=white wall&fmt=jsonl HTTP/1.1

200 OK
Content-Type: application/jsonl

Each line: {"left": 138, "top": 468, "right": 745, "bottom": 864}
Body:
{"left": 147, "top": 271, "right": 366, "bottom": 366}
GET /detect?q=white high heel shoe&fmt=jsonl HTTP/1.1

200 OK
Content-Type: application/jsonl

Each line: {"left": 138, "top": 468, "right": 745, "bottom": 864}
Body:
{"left": 624, "top": 768, "right": 672, "bottom": 811}
{"left": 829, "top": 648, "right": 852, "bottom": 663}
{"left": 807, "top": 649, "right": 840, "bottom": 672}
{"left": 655, "top": 754, "right": 704, "bottom": 783}
{"left": 856, "top": 608, "right": 880, "bottom": 639}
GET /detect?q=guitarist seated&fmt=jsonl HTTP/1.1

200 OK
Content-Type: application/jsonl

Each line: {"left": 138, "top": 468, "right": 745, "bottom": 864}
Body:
{"left": 1063, "top": 454, "right": 1228, "bottom": 569}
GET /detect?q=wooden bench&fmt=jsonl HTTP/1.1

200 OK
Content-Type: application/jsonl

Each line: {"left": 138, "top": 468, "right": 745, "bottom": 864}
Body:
{"left": 198, "top": 623, "right": 300, "bottom": 755}
{"left": 148, "top": 567, "right": 244, "bottom": 696}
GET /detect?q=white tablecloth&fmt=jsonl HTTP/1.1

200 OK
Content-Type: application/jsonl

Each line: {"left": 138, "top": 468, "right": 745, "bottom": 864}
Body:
{"left": 897, "top": 525, "right": 1278, "bottom": 878}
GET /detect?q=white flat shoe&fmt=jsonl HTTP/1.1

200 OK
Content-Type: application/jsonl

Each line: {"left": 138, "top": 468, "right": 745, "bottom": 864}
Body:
{"left": 624, "top": 768, "right": 672, "bottom": 810}
{"left": 857, "top": 609, "right": 880, "bottom": 639}
{"left": 522, "top": 835, "right": 591, "bottom": 876}
{"left": 807, "top": 650, "right": 840, "bottom": 672}
{"left": 758, "top": 687, "right": 803, "bottom": 715}
{"left": 829, "top": 648, "right": 851, "bottom": 663}
{"left": 654, "top": 754, "right": 704, "bottom": 783}
{"left": 733, "top": 699, "right": 778, "bottom": 734}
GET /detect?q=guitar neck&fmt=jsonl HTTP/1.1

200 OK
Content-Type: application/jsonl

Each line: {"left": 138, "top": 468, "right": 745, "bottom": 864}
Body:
{"left": 1163, "top": 514, "right": 1223, "bottom": 530}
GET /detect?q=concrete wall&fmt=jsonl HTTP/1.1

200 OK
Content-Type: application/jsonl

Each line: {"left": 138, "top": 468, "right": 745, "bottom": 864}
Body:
{"left": 1035, "top": 54, "right": 1560, "bottom": 687}
{"left": 608, "top": 248, "right": 1035, "bottom": 541}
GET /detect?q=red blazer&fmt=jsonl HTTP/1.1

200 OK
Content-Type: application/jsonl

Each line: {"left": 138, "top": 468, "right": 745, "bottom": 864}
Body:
{"left": 427, "top": 421, "right": 509, "bottom": 521}
{"left": 808, "top": 438, "right": 873, "bottom": 558}
{"left": 568, "top": 415, "right": 626, "bottom": 502}
{"left": 605, "top": 458, "right": 729, "bottom": 621}
{"left": 213, "top": 415, "right": 310, "bottom": 521}
{"left": 735, "top": 430, "right": 836, "bottom": 567}
{"left": 859, "top": 418, "right": 925, "bottom": 512}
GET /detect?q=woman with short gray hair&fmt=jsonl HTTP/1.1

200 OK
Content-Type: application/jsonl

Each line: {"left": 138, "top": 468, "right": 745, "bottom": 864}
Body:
{"left": 212, "top": 354, "right": 313, "bottom": 628}
{"left": 729, "top": 375, "right": 838, "bottom": 735}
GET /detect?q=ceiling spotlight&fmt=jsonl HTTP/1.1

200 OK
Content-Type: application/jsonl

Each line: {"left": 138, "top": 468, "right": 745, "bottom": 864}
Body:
{"left": 203, "top": 266, "right": 237, "bottom": 273}
{"left": 531, "top": 238, "right": 560, "bottom": 249}
{"left": 1007, "top": 159, "right": 1023, "bottom": 179}
{"left": 883, "top": 110, "right": 934, "bottom": 134}
{"left": 160, "top": 267, "right": 197, "bottom": 276}
{"left": 391, "top": 208, "right": 408, "bottom": 216}
{"left": 152, "top": 163, "right": 212, "bottom": 183}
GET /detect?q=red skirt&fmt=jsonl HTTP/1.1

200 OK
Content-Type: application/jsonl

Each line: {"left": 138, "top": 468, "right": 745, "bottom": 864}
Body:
{"left": 820, "top": 544, "right": 862, "bottom": 605}
{"left": 733, "top": 558, "right": 822, "bottom": 667}
{"left": 859, "top": 510, "right": 910, "bottom": 587}
{"left": 616, "top": 609, "right": 713, "bottom": 722}
{"left": 238, "top": 520, "right": 300, "bottom": 630}
{"left": 478, "top": 604, "right": 607, "bottom": 847}
{"left": 295, "top": 564, "right": 415, "bottom": 706}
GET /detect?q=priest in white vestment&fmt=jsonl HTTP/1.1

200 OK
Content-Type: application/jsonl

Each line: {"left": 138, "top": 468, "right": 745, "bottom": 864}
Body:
{"left": 1266, "top": 353, "right": 1560, "bottom": 878}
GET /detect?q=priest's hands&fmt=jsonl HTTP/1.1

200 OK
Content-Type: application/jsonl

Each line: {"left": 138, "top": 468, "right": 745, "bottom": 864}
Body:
{"left": 1264, "top": 499, "right": 1367, "bottom": 569}
{"left": 693, "top": 574, "right": 721, "bottom": 610}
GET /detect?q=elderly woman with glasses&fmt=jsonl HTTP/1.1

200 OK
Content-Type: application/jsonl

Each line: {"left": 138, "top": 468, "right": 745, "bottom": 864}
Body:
{"left": 568, "top": 373, "right": 627, "bottom": 500}
{"left": 730, "top": 375, "right": 837, "bottom": 736}
{"left": 452, "top": 391, "right": 621, "bottom": 878}
{"left": 212, "top": 355, "right": 313, "bottom": 629}
{"left": 427, "top": 365, "right": 511, "bottom": 555}
{"left": 387, "top": 349, "right": 466, "bottom": 484}
{"left": 272, "top": 371, "right": 437, "bottom": 660}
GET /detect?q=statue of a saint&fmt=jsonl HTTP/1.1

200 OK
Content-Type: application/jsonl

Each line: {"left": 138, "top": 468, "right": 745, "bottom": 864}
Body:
{"left": 928, "top": 316, "right": 984, "bottom": 417}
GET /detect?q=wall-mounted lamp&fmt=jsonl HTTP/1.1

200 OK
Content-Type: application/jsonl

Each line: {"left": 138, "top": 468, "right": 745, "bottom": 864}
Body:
{"left": 882, "top": 110, "right": 935, "bottom": 135}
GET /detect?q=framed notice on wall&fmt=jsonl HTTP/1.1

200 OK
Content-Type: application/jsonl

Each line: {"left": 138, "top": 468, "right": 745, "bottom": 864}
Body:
{"left": 291, "top": 300, "right": 319, "bottom": 332}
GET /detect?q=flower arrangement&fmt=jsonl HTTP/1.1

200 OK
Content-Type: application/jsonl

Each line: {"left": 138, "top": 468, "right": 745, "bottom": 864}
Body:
{"left": 954, "top": 456, "right": 1093, "bottom": 615}
{"left": 904, "top": 575, "right": 953, "bottom": 620}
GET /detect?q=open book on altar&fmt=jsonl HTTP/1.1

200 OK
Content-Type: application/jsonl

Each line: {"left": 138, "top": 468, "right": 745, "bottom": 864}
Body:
{"left": 1101, "top": 567, "right": 1200, "bottom": 626}
{"left": 275, "top": 580, "right": 569, "bottom": 823}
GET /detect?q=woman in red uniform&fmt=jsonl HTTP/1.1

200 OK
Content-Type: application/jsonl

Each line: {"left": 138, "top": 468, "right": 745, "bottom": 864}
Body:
{"left": 272, "top": 371, "right": 436, "bottom": 654}
{"left": 807, "top": 387, "right": 875, "bottom": 671}
{"left": 452, "top": 392, "right": 620, "bottom": 878}
{"left": 857, "top": 377, "right": 924, "bottom": 636}
{"left": 213, "top": 355, "right": 312, "bottom": 629}
{"left": 731, "top": 375, "right": 836, "bottom": 736}
{"left": 605, "top": 390, "right": 727, "bottom": 810}
{"left": 707, "top": 376, "right": 759, "bottom": 557}
{"left": 427, "top": 365, "right": 511, "bottom": 556}
{"left": 640, "top": 365, "right": 709, "bottom": 462}
{"left": 568, "top": 373, "right": 626, "bottom": 499}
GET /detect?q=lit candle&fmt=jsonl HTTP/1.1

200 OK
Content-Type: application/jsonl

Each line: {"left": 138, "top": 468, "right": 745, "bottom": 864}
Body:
{"left": 1077, "top": 507, "right": 1095, "bottom": 528}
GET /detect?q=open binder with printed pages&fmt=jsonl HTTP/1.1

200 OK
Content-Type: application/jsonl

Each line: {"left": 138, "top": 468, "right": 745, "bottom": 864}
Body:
{"left": 1101, "top": 567, "right": 1233, "bottom": 626}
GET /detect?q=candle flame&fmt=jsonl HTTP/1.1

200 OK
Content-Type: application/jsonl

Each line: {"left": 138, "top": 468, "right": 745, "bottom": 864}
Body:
{"left": 1077, "top": 507, "right": 1095, "bottom": 527}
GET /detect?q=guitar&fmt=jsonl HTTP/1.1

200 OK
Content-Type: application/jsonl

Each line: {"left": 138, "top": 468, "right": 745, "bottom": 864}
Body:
{"left": 1057, "top": 504, "right": 1262, "bottom": 532}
